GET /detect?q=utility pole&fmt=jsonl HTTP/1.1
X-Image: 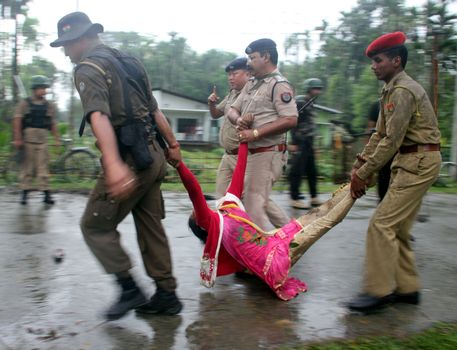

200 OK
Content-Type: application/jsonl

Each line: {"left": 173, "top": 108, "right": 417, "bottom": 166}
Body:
{"left": 12, "top": 14, "right": 19, "bottom": 105}
{"left": 451, "top": 65, "right": 457, "bottom": 180}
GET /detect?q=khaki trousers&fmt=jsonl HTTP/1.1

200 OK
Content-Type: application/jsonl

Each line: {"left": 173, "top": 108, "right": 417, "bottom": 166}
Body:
{"left": 21, "top": 142, "right": 50, "bottom": 191}
{"left": 289, "top": 184, "right": 355, "bottom": 265}
{"left": 80, "top": 140, "right": 177, "bottom": 291}
{"left": 216, "top": 152, "right": 289, "bottom": 229}
{"left": 363, "top": 151, "right": 441, "bottom": 296}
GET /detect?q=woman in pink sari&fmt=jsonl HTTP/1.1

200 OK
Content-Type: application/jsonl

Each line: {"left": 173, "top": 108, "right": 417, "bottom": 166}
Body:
{"left": 173, "top": 142, "right": 355, "bottom": 301}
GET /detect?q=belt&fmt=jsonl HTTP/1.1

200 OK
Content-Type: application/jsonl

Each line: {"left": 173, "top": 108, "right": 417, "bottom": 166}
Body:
{"left": 399, "top": 143, "right": 440, "bottom": 154}
{"left": 226, "top": 144, "right": 287, "bottom": 155}
{"left": 226, "top": 148, "right": 239, "bottom": 155}
{"left": 249, "top": 144, "right": 287, "bottom": 154}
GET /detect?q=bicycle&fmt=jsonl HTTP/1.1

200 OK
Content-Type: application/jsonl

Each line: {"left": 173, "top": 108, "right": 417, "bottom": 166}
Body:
{"left": 0, "top": 138, "right": 100, "bottom": 185}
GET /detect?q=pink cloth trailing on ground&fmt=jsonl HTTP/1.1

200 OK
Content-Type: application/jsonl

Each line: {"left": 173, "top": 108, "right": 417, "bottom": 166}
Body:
{"left": 176, "top": 143, "right": 307, "bottom": 300}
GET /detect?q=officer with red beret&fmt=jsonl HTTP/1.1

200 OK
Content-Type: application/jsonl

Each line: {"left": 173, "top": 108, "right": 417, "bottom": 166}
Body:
{"left": 348, "top": 32, "right": 442, "bottom": 311}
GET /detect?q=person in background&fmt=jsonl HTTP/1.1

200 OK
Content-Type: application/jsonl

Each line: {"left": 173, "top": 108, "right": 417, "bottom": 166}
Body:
{"left": 13, "top": 75, "right": 60, "bottom": 205}
{"left": 366, "top": 100, "right": 392, "bottom": 201}
{"left": 288, "top": 78, "right": 323, "bottom": 209}
{"left": 348, "top": 32, "right": 441, "bottom": 312}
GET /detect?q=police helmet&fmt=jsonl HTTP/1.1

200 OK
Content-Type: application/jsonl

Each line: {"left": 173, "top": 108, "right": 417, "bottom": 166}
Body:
{"left": 303, "top": 78, "right": 323, "bottom": 93}
{"left": 31, "top": 75, "right": 51, "bottom": 89}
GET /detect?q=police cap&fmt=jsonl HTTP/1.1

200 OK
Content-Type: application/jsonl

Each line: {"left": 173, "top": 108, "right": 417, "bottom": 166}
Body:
{"left": 225, "top": 57, "right": 249, "bottom": 72}
{"left": 245, "top": 38, "right": 277, "bottom": 54}
{"left": 365, "top": 32, "right": 407, "bottom": 58}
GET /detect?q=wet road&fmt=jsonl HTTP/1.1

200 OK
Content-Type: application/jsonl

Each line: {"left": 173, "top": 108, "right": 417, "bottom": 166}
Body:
{"left": 0, "top": 188, "right": 456, "bottom": 349}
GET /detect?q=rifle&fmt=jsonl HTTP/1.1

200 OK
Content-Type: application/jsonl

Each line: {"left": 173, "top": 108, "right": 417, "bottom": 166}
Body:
{"left": 297, "top": 95, "right": 318, "bottom": 113}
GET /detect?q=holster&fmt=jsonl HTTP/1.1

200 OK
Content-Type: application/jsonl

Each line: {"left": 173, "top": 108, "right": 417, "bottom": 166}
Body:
{"left": 116, "top": 120, "right": 153, "bottom": 170}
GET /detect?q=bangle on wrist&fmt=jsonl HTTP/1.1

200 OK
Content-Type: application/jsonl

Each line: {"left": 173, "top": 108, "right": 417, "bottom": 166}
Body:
{"left": 168, "top": 142, "right": 180, "bottom": 149}
{"left": 253, "top": 129, "right": 259, "bottom": 139}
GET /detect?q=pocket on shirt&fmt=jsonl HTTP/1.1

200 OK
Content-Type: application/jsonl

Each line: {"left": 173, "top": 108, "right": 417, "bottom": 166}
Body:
{"left": 391, "top": 153, "right": 424, "bottom": 188}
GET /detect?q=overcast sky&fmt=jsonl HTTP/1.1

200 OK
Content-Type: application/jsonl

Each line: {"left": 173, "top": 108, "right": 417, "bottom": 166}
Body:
{"left": 22, "top": 0, "right": 453, "bottom": 72}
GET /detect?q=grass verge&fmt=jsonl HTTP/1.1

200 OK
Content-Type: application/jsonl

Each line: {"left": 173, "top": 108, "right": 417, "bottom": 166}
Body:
{"left": 284, "top": 322, "right": 457, "bottom": 350}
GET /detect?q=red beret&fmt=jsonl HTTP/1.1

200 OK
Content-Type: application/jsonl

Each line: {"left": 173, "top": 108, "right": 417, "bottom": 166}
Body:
{"left": 365, "top": 32, "right": 407, "bottom": 58}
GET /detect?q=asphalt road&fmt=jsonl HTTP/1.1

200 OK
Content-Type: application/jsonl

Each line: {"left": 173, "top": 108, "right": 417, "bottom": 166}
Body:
{"left": 0, "top": 188, "right": 456, "bottom": 349}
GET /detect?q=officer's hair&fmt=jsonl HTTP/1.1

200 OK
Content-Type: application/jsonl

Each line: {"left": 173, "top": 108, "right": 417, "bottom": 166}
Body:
{"left": 260, "top": 48, "right": 278, "bottom": 65}
{"left": 384, "top": 45, "right": 408, "bottom": 68}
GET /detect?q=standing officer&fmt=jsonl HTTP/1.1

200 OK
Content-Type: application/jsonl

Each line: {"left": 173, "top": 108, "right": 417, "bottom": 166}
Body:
{"left": 208, "top": 57, "right": 250, "bottom": 197}
{"left": 51, "top": 12, "right": 182, "bottom": 320}
{"left": 288, "top": 78, "right": 323, "bottom": 209}
{"left": 209, "top": 57, "right": 286, "bottom": 228}
{"left": 228, "top": 38, "right": 298, "bottom": 230}
{"left": 12, "top": 75, "right": 60, "bottom": 205}
{"left": 348, "top": 32, "right": 441, "bottom": 311}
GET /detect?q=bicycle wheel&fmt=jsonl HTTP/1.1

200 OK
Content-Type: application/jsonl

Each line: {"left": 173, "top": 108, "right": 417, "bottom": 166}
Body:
{"left": 1, "top": 152, "right": 21, "bottom": 185}
{"left": 62, "top": 149, "right": 99, "bottom": 182}
{"left": 436, "top": 162, "right": 457, "bottom": 187}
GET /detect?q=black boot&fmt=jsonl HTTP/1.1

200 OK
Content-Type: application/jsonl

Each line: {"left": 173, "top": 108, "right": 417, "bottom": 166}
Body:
{"left": 105, "top": 277, "right": 148, "bottom": 321}
{"left": 43, "top": 190, "right": 55, "bottom": 205}
{"left": 136, "top": 287, "right": 183, "bottom": 315}
{"left": 21, "top": 190, "right": 28, "bottom": 205}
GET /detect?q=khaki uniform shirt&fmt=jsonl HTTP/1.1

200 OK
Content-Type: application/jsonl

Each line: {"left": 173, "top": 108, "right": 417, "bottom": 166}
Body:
{"left": 356, "top": 71, "right": 441, "bottom": 180}
{"left": 217, "top": 89, "right": 241, "bottom": 151}
{"left": 74, "top": 43, "right": 158, "bottom": 128}
{"left": 231, "top": 69, "right": 298, "bottom": 148}
{"left": 14, "top": 97, "right": 56, "bottom": 144}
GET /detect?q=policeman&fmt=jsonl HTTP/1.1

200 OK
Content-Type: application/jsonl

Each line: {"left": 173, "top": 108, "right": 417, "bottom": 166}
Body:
{"left": 51, "top": 12, "right": 182, "bottom": 320}
{"left": 288, "top": 78, "right": 323, "bottom": 209}
{"left": 208, "top": 57, "right": 250, "bottom": 196}
{"left": 348, "top": 32, "right": 441, "bottom": 311}
{"left": 13, "top": 75, "right": 60, "bottom": 205}
{"left": 228, "top": 38, "right": 298, "bottom": 230}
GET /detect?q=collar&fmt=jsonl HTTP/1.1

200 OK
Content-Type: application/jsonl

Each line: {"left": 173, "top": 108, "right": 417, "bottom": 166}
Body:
{"left": 255, "top": 68, "right": 280, "bottom": 82}
{"left": 80, "top": 41, "right": 105, "bottom": 62}
{"left": 382, "top": 70, "right": 407, "bottom": 94}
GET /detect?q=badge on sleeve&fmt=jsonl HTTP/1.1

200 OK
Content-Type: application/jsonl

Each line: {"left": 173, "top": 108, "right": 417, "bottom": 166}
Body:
{"left": 386, "top": 102, "right": 395, "bottom": 112}
{"left": 281, "top": 92, "right": 292, "bottom": 103}
{"left": 79, "top": 81, "right": 86, "bottom": 93}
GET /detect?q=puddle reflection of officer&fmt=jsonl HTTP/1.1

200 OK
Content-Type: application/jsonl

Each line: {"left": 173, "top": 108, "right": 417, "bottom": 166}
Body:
{"left": 227, "top": 38, "right": 298, "bottom": 230}
{"left": 51, "top": 12, "right": 182, "bottom": 320}
{"left": 13, "top": 75, "right": 60, "bottom": 205}
{"left": 348, "top": 32, "right": 441, "bottom": 312}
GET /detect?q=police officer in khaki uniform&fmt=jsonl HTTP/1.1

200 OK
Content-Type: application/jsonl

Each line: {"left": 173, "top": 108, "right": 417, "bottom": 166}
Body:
{"left": 348, "top": 32, "right": 441, "bottom": 311}
{"left": 209, "top": 57, "right": 286, "bottom": 228}
{"left": 51, "top": 12, "right": 182, "bottom": 320}
{"left": 228, "top": 38, "right": 298, "bottom": 230}
{"left": 13, "top": 75, "right": 60, "bottom": 205}
{"left": 208, "top": 57, "right": 250, "bottom": 196}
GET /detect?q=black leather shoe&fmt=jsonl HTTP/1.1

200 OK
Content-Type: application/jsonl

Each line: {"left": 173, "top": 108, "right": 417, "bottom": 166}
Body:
{"left": 105, "top": 287, "right": 148, "bottom": 321}
{"left": 21, "top": 190, "right": 28, "bottom": 205}
{"left": 136, "top": 288, "right": 182, "bottom": 315}
{"left": 347, "top": 293, "right": 393, "bottom": 311}
{"left": 392, "top": 291, "right": 420, "bottom": 305}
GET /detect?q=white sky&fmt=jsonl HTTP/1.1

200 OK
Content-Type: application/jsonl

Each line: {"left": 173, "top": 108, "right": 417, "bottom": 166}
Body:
{"left": 21, "top": 0, "right": 454, "bottom": 72}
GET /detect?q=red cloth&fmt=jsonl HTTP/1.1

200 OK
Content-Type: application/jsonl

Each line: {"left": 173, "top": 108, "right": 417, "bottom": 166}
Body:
{"left": 176, "top": 143, "right": 249, "bottom": 277}
{"left": 365, "top": 31, "right": 406, "bottom": 58}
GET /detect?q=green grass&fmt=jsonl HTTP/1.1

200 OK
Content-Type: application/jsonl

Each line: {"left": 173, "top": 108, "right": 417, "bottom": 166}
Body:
{"left": 282, "top": 322, "right": 457, "bottom": 350}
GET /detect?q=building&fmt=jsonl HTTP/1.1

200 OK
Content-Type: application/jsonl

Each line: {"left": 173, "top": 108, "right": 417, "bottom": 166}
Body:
{"left": 152, "top": 88, "right": 218, "bottom": 145}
